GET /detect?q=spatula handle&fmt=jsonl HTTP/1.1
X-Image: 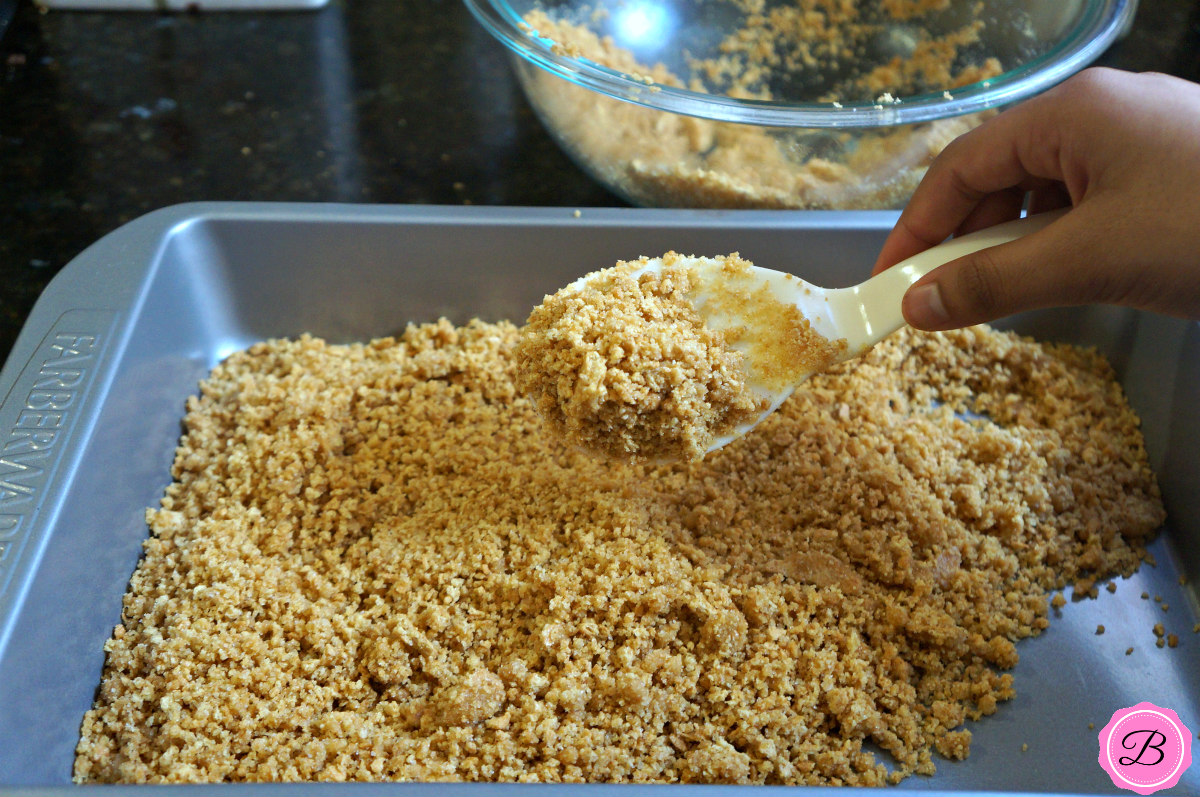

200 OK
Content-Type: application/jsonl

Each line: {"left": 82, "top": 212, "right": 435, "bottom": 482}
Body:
{"left": 831, "top": 208, "right": 1068, "bottom": 353}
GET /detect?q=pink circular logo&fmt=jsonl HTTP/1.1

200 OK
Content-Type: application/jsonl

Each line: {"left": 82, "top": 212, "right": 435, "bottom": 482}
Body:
{"left": 1099, "top": 702, "right": 1193, "bottom": 794}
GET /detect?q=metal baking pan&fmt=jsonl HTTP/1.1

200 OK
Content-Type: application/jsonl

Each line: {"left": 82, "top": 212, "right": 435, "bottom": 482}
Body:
{"left": 0, "top": 203, "right": 1196, "bottom": 794}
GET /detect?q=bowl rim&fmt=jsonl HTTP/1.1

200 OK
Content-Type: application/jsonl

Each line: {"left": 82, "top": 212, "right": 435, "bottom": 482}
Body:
{"left": 463, "top": 0, "right": 1137, "bottom": 128}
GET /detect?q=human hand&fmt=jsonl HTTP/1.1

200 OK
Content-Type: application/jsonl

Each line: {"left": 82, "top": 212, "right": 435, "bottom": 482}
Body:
{"left": 872, "top": 68, "right": 1200, "bottom": 330}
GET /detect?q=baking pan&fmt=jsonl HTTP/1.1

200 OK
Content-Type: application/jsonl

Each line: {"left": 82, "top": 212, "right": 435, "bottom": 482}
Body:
{"left": 0, "top": 202, "right": 1196, "bottom": 794}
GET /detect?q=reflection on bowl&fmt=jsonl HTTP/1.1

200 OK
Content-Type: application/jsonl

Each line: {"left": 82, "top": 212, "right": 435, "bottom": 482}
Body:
{"left": 465, "top": 0, "right": 1137, "bottom": 209}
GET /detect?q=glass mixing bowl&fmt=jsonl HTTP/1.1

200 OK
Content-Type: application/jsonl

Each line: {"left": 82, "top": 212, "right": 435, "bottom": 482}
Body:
{"left": 464, "top": 0, "right": 1137, "bottom": 209}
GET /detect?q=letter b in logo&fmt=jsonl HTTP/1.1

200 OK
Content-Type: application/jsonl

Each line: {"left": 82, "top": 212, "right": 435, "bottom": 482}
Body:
{"left": 1118, "top": 729, "right": 1167, "bottom": 767}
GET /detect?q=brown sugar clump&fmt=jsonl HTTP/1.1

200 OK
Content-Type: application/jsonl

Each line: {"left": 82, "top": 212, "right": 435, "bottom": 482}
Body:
{"left": 514, "top": 254, "right": 775, "bottom": 462}
{"left": 75, "top": 321, "right": 1165, "bottom": 785}
{"left": 432, "top": 669, "right": 506, "bottom": 727}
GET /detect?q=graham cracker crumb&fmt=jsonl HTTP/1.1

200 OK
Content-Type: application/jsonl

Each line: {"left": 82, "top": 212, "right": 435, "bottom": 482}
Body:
{"left": 513, "top": 255, "right": 767, "bottom": 462}
{"left": 75, "top": 321, "right": 1165, "bottom": 785}
{"left": 935, "top": 730, "right": 972, "bottom": 761}
{"left": 520, "top": 3, "right": 1002, "bottom": 210}
{"left": 514, "top": 253, "right": 844, "bottom": 462}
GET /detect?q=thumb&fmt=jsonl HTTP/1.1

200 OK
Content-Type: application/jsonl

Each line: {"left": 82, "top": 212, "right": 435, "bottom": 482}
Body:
{"left": 900, "top": 207, "right": 1121, "bottom": 330}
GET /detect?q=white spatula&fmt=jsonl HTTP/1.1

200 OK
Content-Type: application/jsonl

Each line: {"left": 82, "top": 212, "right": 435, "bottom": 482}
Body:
{"left": 573, "top": 209, "right": 1064, "bottom": 454}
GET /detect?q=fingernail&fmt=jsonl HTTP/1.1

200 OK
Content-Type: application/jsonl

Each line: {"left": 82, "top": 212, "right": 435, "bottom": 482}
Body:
{"left": 905, "top": 282, "right": 951, "bottom": 329}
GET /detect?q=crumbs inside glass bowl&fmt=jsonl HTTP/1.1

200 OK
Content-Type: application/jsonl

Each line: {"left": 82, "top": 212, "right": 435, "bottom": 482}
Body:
{"left": 513, "top": 0, "right": 1013, "bottom": 208}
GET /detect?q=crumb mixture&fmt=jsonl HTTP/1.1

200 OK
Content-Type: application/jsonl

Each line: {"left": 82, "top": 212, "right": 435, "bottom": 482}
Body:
{"left": 513, "top": 255, "right": 765, "bottom": 463}
{"left": 75, "top": 320, "right": 1164, "bottom": 785}
{"left": 521, "top": 1, "right": 1002, "bottom": 209}
{"left": 513, "top": 252, "right": 845, "bottom": 462}
{"left": 682, "top": 0, "right": 998, "bottom": 103}
{"left": 692, "top": 253, "right": 848, "bottom": 391}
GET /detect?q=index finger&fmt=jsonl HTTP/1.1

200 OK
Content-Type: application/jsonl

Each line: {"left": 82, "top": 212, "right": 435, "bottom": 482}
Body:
{"left": 870, "top": 84, "right": 1074, "bottom": 275}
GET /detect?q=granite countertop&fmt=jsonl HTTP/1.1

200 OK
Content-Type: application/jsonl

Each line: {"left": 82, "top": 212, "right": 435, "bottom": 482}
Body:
{"left": 1, "top": 0, "right": 1198, "bottom": 366}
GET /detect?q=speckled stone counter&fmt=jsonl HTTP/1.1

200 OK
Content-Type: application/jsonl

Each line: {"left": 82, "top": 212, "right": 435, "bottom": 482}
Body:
{"left": 1, "top": 0, "right": 1198, "bottom": 363}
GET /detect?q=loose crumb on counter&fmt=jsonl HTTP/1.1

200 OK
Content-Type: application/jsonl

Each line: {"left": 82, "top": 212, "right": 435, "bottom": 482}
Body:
{"left": 75, "top": 320, "right": 1165, "bottom": 785}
